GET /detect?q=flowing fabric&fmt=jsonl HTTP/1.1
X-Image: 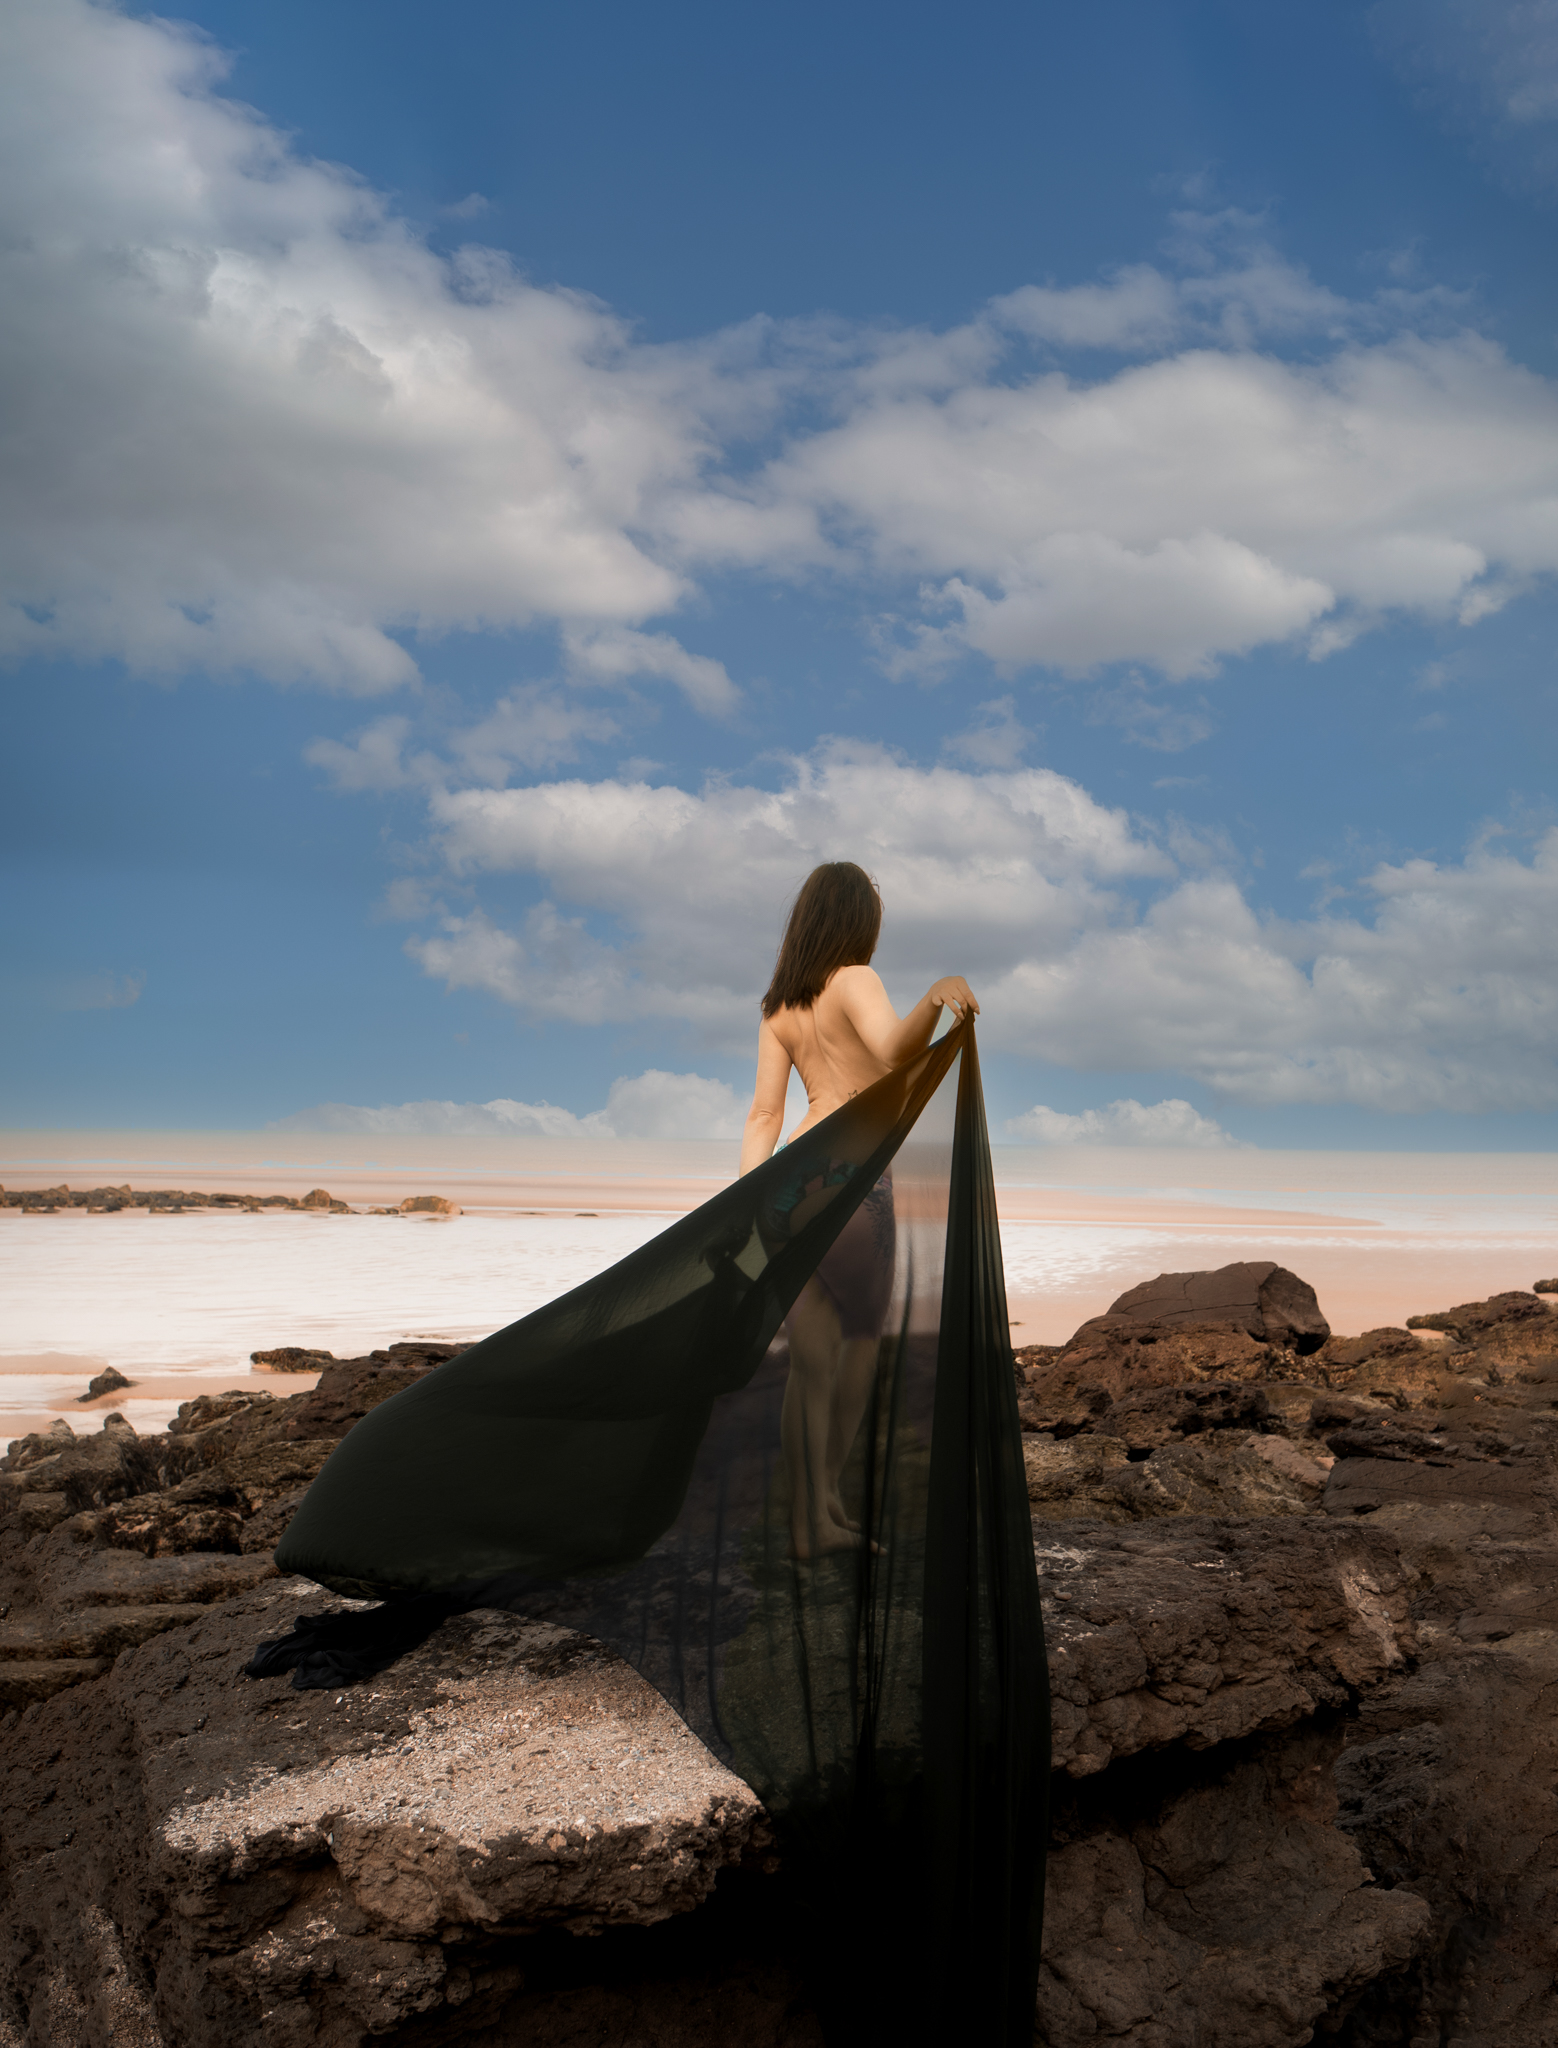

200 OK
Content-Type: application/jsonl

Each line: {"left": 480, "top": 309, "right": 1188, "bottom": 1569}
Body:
{"left": 259, "top": 1021, "right": 1048, "bottom": 2045}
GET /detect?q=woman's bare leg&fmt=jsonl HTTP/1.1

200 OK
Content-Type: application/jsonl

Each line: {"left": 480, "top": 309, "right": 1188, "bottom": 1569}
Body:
{"left": 782, "top": 1282, "right": 859, "bottom": 1557}
{"left": 824, "top": 1335, "right": 880, "bottom": 1530}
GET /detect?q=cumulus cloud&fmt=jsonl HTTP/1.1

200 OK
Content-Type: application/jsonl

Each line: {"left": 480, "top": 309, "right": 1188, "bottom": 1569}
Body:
{"left": 0, "top": 0, "right": 730, "bottom": 689}
{"left": 392, "top": 746, "right": 1558, "bottom": 1113}
{"left": 409, "top": 743, "right": 1170, "bottom": 1039}
{"left": 1006, "top": 1099, "right": 1243, "bottom": 1147}
{"left": 6, "top": 5, "right": 1558, "bottom": 693}
{"left": 563, "top": 627, "right": 739, "bottom": 715}
{"left": 999, "top": 832, "right": 1558, "bottom": 1112}
{"left": 755, "top": 332, "right": 1558, "bottom": 679}
{"left": 272, "top": 1069, "right": 746, "bottom": 1140}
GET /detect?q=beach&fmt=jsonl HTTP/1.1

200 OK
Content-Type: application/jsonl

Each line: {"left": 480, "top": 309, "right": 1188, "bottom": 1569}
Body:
{"left": 3, "top": 1129, "right": 1555, "bottom": 1444}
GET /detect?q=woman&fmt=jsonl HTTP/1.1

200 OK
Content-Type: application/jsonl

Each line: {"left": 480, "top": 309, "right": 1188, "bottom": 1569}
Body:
{"left": 740, "top": 861, "right": 977, "bottom": 1556}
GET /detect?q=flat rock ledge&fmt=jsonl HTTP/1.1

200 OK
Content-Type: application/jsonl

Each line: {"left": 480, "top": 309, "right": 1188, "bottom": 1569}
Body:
{"left": 1, "top": 1584, "right": 767, "bottom": 2047}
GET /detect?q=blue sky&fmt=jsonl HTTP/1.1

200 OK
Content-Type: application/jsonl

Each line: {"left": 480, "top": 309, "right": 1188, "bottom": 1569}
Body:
{"left": 3, "top": 0, "right": 1558, "bottom": 1146}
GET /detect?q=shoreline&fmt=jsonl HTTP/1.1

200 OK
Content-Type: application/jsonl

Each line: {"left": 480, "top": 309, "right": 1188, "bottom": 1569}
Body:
{"left": 4, "top": 1142, "right": 1554, "bottom": 1445}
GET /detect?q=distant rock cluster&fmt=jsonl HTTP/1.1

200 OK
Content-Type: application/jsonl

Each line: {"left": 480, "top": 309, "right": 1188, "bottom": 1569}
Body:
{"left": 0, "top": 1184, "right": 461, "bottom": 1215}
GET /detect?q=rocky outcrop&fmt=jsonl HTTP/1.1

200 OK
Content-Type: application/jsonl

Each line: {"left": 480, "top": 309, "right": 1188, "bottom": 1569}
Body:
{"left": 1040, "top": 1518, "right": 1412, "bottom": 1775}
{"left": 1015, "top": 1263, "right": 1334, "bottom": 1438}
{"left": 1099, "top": 1260, "right": 1331, "bottom": 1352}
{"left": 4, "top": 1282, "right": 1558, "bottom": 2044}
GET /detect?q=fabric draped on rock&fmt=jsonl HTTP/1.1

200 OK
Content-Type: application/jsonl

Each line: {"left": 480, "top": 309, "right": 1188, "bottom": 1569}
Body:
{"left": 249, "top": 1020, "right": 1049, "bottom": 2046}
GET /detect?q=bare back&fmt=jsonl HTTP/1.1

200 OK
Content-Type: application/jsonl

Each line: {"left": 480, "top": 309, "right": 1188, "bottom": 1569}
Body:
{"left": 741, "top": 959, "right": 975, "bottom": 1175}
{"left": 767, "top": 966, "right": 893, "bottom": 1140}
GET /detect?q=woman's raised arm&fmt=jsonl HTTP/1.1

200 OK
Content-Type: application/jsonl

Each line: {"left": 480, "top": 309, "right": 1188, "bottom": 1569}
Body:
{"left": 833, "top": 966, "right": 978, "bottom": 1069}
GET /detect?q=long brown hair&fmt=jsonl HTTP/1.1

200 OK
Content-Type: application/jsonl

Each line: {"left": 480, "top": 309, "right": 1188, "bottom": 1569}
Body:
{"left": 761, "top": 862, "right": 882, "bottom": 1017}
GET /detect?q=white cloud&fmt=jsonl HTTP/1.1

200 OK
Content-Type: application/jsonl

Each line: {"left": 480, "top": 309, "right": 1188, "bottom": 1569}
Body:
{"left": 999, "top": 834, "right": 1558, "bottom": 1112}
{"left": 0, "top": 0, "right": 729, "bottom": 690}
{"left": 272, "top": 1069, "right": 746, "bottom": 1140}
{"left": 1006, "top": 1098, "right": 1243, "bottom": 1147}
{"left": 411, "top": 743, "right": 1170, "bottom": 1040}
{"left": 393, "top": 747, "right": 1558, "bottom": 1113}
{"left": 753, "top": 333, "right": 1558, "bottom": 679}
{"left": 6, "top": 6, "right": 1558, "bottom": 693}
{"left": 1087, "top": 677, "right": 1215, "bottom": 752}
{"left": 563, "top": 626, "right": 739, "bottom": 715}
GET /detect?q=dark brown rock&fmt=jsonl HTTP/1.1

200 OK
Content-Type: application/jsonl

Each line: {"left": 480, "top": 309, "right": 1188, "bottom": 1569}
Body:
{"left": 1025, "top": 1429, "right": 1331, "bottom": 1526}
{"left": 77, "top": 1365, "right": 133, "bottom": 1402}
{"left": 1100, "top": 1260, "right": 1329, "bottom": 1352}
{"left": 1039, "top": 1726, "right": 1430, "bottom": 2048}
{"left": 280, "top": 1344, "right": 466, "bottom": 1442}
{"left": 1405, "top": 1290, "right": 1549, "bottom": 1341}
{"left": 1021, "top": 1324, "right": 1293, "bottom": 1438}
{"left": 1104, "top": 1380, "right": 1274, "bottom": 1451}
{"left": 251, "top": 1345, "right": 335, "bottom": 1370}
{"left": 1039, "top": 1518, "right": 1413, "bottom": 1777}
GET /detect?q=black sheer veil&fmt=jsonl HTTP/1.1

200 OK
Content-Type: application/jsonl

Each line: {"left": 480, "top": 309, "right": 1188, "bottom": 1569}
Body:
{"left": 261, "top": 1020, "right": 1048, "bottom": 2043}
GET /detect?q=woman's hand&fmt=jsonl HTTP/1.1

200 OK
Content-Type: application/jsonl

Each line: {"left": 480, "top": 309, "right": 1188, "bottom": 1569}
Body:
{"left": 928, "top": 976, "right": 979, "bottom": 1021}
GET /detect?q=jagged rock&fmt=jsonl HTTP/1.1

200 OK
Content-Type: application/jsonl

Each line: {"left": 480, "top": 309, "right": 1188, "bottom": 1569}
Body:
{"left": 1025, "top": 1434, "right": 1133, "bottom": 1520}
{"left": 7, "top": 1278, "right": 1558, "bottom": 2044}
{"left": 1039, "top": 1726, "right": 1430, "bottom": 2048}
{"left": 1405, "top": 1290, "right": 1549, "bottom": 1341}
{"left": 1309, "top": 1391, "right": 1400, "bottom": 1429}
{"left": 1536, "top": 1277, "right": 1558, "bottom": 1294}
{"left": 251, "top": 1346, "right": 335, "bottom": 1370}
{"left": 1019, "top": 1325, "right": 1291, "bottom": 1437}
{"left": 1095, "top": 1261, "right": 1330, "bottom": 1353}
{"left": 1025, "top": 1432, "right": 1327, "bottom": 1525}
{"left": 1104, "top": 1380, "right": 1275, "bottom": 1451}
{"left": 1112, "top": 1434, "right": 1326, "bottom": 1520}
{"left": 1039, "top": 1519, "right": 1413, "bottom": 1778}
{"left": 1, "top": 1420, "right": 167, "bottom": 1515}
{"left": 281, "top": 1346, "right": 465, "bottom": 1442}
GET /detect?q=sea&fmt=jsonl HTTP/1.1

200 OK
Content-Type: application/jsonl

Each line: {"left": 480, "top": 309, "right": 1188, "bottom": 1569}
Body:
{"left": 3, "top": 1129, "right": 1555, "bottom": 1446}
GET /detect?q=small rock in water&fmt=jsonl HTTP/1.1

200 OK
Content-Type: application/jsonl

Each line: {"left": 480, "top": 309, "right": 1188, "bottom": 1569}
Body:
{"left": 250, "top": 1346, "right": 335, "bottom": 1371}
{"left": 1535, "top": 1277, "right": 1558, "bottom": 1295}
{"left": 79, "top": 1366, "right": 134, "bottom": 1403}
{"left": 397, "top": 1194, "right": 461, "bottom": 1217}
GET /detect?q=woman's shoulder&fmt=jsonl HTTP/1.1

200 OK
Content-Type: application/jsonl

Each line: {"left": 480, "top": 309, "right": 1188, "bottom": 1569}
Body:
{"left": 821, "top": 963, "right": 883, "bottom": 1002}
